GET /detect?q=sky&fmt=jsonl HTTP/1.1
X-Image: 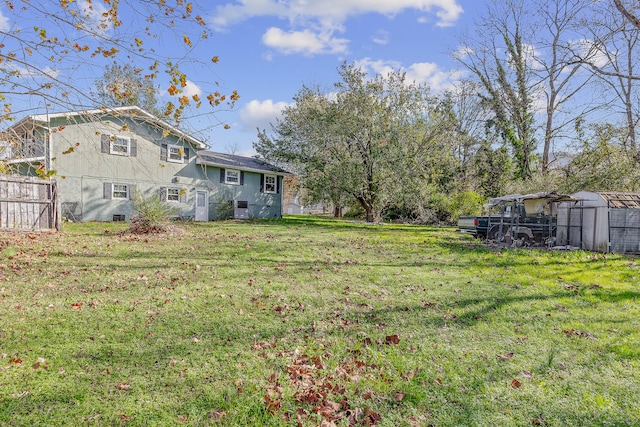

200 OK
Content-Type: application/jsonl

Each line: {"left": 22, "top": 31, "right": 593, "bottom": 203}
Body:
{"left": 1, "top": 0, "right": 484, "bottom": 157}
{"left": 201, "top": 0, "right": 479, "bottom": 156}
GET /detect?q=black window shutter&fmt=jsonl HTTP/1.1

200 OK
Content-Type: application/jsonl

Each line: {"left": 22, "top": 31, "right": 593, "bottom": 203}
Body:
{"left": 130, "top": 139, "right": 137, "bottom": 157}
{"left": 101, "top": 134, "right": 110, "bottom": 153}
{"left": 159, "top": 187, "right": 167, "bottom": 201}
{"left": 220, "top": 168, "right": 225, "bottom": 183}
{"left": 103, "top": 182, "right": 112, "bottom": 199}
{"left": 260, "top": 174, "right": 264, "bottom": 193}
{"left": 240, "top": 171, "right": 244, "bottom": 185}
{"left": 277, "top": 176, "right": 281, "bottom": 194}
{"left": 184, "top": 147, "right": 190, "bottom": 163}
{"left": 161, "top": 144, "right": 168, "bottom": 161}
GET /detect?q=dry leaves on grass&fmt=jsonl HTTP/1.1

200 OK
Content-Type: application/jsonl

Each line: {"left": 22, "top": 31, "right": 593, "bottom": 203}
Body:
{"left": 262, "top": 352, "right": 384, "bottom": 425}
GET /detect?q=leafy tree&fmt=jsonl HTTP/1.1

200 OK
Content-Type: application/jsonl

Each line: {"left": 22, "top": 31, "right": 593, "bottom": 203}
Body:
{"left": 92, "top": 63, "right": 161, "bottom": 115}
{"left": 562, "top": 122, "right": 640, "bottom": 192}
{"left": 255, "top": 62, "right": 451, "bottom": 223}
{"left": 472, "top": 140, "right": 514, "bottom": 198}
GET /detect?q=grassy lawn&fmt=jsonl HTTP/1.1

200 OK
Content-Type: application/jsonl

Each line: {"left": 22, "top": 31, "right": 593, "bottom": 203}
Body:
{"left": 0, "top": 216, "right": 638, "bottom": 426}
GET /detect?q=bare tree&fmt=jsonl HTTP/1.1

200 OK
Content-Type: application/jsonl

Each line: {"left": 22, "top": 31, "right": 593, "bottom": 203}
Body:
{"left": 581, "top": 0, "right": 640, "bottom": 153}
{"left": 530, "top": 0, "right": 594, "bottom": 172}
{"left": 614, "top": 0, "right": 640, "bottom": 29}
{"left": 454, "top": 0, "right": 537, "bottom": 179}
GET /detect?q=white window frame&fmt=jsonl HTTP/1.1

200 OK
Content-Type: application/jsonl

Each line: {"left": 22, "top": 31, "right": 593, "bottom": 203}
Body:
{"left": 225, "top": 169, "right": 240, "bottom": 185}
{"left": 167, "top": 144, "right": 184, "bottom": 163}
{"left": 166, "top": 188, "right": 181, "bottom": 202}
{"left": 110, "top": 136, "right": 130, "bottom": 156}
{"left": 112, "top": 184, "right": 129, "bottom": 199}
{"left": 264, "top": 174, "right": 277, "bottom": 193}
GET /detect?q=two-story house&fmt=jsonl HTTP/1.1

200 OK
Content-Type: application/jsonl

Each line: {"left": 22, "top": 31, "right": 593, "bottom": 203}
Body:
{"left": 1, "top": 106, "right": 286, "bottom": 222}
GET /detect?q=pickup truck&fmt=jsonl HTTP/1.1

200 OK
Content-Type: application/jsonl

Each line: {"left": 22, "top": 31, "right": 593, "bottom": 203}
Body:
{"left": 457, "top": 215, "right": 498, "bottom": 239}
{"left": 457, "top": 192, "right": 571, "bottom": 246}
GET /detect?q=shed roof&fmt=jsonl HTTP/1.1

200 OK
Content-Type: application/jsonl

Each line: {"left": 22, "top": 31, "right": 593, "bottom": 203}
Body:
{"left": 196, "top": 151, "right": 288, "bottom": 175}
{"left": 595, "top": 192, "right": 640, "bottom": 209}
{"left": 488, "top": 191, "right": 577, "bottom": 207}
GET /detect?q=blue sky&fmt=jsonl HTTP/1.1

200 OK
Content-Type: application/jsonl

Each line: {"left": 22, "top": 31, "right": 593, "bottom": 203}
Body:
{"left": 1, "top": 0, "right": 483, "bottom": 156}
{"left": 201, "top": 0, "right": 479, "bottom": 156}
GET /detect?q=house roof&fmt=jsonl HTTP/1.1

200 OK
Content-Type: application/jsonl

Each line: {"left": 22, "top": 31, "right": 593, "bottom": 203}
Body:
{"left": 4, "top": 106, "right": 208, "bottom": 150}
{"left": 196, "top": 151, "right": 289, "bottom": 175}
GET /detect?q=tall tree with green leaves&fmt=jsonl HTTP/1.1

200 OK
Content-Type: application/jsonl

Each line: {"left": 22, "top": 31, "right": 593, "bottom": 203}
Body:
{"left": 255, "top": 62, "right": 450, "bottom": 223}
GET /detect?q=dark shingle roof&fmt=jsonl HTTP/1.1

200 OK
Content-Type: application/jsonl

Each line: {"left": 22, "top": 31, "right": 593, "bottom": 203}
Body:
{"left": 196, "top": 151, "right": 288, "bottom": 175}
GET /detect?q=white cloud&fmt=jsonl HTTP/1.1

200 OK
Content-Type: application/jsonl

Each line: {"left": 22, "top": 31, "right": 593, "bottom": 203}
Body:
{"left": 262, "top": 27, "right": 348, "bottom": 55}
{"left": 0, "top": 9, "right": 9, "bottom": 32}
{"left": 209, "top": 0, "right": 463, "bottom": 55}
{"left": 371, "top": 30, "right": 390, "bottom": 45}
{"left": 355, "top": 57, "right": 465, "bottom": 92}
{"left": 76, "top": 0, "right": 112, "bottom": 35}
{"left": 210, "top": 0, "right": 463, "bottom": 30}
{"left": 570, "top": 38, "right": 610, "bottom": 68}
{"left": 239, "top": 99, "right": 290, "bottom": 131}
{"left": 182, "top": 80, "right": 202, "bottom": 98}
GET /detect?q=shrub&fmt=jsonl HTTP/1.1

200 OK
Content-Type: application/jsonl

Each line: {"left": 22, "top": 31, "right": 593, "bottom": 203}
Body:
{"left": 128, "top": 192, "right": 180, "bottom": 234}
{"left": 450, "top": 190, "right": 485, "bottom": 220}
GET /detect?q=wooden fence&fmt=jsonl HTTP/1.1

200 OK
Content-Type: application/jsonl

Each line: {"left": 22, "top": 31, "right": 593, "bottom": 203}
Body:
{"left": 0, "top": 175, "right": 60, "bottom": 231}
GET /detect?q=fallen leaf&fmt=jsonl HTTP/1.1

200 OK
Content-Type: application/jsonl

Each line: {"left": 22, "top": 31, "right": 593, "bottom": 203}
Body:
{"left": 116, "top": 382, "right": 130, "bottom": 390}
{"left": 395, "top": 391, "right": 405, "bottom": 402}
{"left": 498, "top": 352, "right": 514, "bottom": 360}
{"left": 520, "top": 370, "right": 534, "bottom": 380}
{"left": 511, "top": 378, "right": 522, "bottom": 388}
{"left": 208, "top": 410, "right": 227, "bottom": 421}
{"left": 385, "top": 334, "right": 400, "bottom": 345}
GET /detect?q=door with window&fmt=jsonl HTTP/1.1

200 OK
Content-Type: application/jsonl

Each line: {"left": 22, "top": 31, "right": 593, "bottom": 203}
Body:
{"left": 195, "top": 190, "right": 208, "bottom": 221}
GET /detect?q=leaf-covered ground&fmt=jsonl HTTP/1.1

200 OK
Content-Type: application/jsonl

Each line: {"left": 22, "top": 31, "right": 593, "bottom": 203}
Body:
{"left": 0, "top": 216, "right": 638, "bottom": 426}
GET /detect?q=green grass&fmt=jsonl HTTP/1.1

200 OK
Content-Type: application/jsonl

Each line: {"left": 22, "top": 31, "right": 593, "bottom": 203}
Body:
{"left": 0, "top": 216, "right": 638, "bottom": 426}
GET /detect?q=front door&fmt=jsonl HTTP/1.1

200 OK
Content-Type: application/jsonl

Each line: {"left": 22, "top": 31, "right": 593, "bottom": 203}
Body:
{"left": 195, "top": 190, "right": 208, "bottom": 221}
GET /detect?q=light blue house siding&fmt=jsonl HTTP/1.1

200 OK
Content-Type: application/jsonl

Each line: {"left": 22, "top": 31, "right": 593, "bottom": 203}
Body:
{"left": 2, "top": 107, "right": 286, "bottom": 222}
{"left": 195, "top": 152, "right": 285, "bottom": 220}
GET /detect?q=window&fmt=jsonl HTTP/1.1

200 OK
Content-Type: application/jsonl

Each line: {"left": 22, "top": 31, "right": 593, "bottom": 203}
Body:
{"left": 225, "top": 169, "right": 240, "bottom": 184}
{"left": 160, "top": 187, "right": 186, "bottom": 203}
{"left": 264, "top": 175, "right": 276, "bottom": 193}
{"left": 112, "top": 184, "right": 129, "bottom": 199}
{"left": 103, "top": 182, "right": 132, "bottom": 200}
{"left": 111, "top": 137, "right": 129, "bottom": 155}
{"left": 167, "top": 188, "right": 180, "bottom": 202}
{"left": 237, "top": 200, "right": 248, "bottom": 209}
{"left": 101, "top": 134, "right": 137, "bottom": 157}
{"left": 168, "top": 145, "right": 184, "bottom": 163}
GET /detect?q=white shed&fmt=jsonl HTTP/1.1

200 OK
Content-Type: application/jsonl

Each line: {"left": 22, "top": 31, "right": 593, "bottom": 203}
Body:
{"left": 557, "top": 191, "right": 640, "bottom": 253}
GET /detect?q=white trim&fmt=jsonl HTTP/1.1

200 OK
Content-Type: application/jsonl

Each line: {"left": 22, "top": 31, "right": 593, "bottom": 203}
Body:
{"left": 166, "top": 187, "right": 180, "bottom": 202}
{"left": 4, "top": 156, "right": 45, "bottom": 165}
{"left": 9, "top": 106, "right": 208, "bottom": 150}
{"left": 225, "top": 169, "right": 240, "bottom": 185}
{"left": 167, "top": 144, "right": 184, "bottom": 163}
{"left": 110, "top": 136, "right": 130, "bottom": 156}
{"left": 264, "top": 174, "right": 277, "bottom": 193}
{"left": 112, "top": 183, "right": 129, "bottom": 199}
